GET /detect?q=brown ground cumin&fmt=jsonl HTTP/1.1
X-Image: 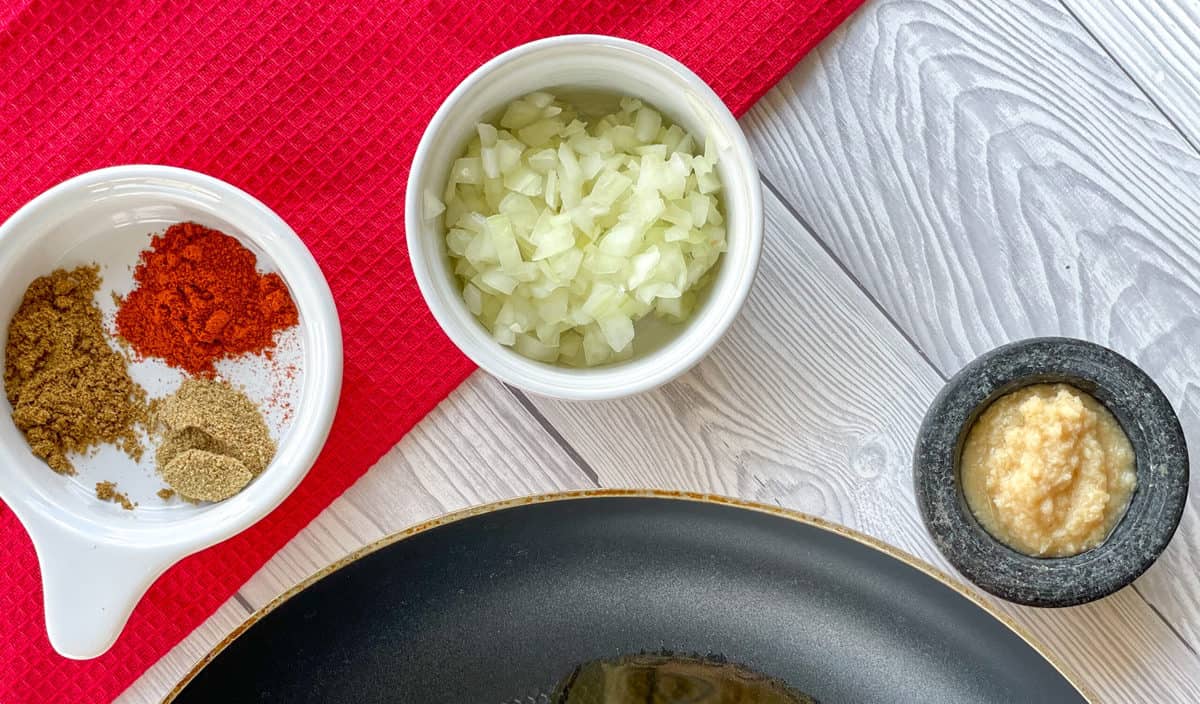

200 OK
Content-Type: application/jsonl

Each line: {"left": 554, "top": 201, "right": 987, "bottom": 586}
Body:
{"left": 4, "top": 266, "right": 148, "bottom": 474}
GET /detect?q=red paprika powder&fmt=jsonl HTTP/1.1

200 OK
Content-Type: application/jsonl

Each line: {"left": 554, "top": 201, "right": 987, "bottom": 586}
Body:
{"left": 116, "top": 222, "right": 299, "bottom": 375}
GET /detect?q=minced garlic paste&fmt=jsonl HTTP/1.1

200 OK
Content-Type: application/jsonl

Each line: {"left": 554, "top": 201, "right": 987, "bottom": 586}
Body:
{"left": 961, "top": 383, "right": 1136, "bottom": 557}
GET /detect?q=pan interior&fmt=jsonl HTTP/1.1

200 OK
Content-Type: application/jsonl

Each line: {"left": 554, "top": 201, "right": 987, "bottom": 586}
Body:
{"left": 173, "top": 496, "right": 1084, "bottom": 704}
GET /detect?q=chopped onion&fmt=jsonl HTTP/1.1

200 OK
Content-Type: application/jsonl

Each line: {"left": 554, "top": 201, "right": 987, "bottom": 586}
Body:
{"left": 437, "top": 92, "right": 726, "bottom": 366}
{"left": 423, "top": 188, "right": 446, "bottom": 220}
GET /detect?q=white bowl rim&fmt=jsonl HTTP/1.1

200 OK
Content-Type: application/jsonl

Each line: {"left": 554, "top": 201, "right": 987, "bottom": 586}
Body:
{"left": 405, "top": 34, "right": 763, "bottom": 400}
{"left": 0, "top": 164, "right": 343, "bottom": 658}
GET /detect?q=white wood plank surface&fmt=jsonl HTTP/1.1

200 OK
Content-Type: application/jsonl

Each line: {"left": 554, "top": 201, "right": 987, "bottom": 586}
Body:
{"left": 1063, "top": 0, "right": 1200, "bottom": 149}
{"left": 528, "top": 191, "right": 1200, "bottom": 703}
{"left": 741, "top": 0, "right": 1200, "bottom": 658}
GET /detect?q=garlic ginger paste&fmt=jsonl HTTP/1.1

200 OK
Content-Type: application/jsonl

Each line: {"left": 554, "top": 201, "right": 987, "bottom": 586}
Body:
{"left": 961, "top": 383, "right": 1136, "bottom": 557}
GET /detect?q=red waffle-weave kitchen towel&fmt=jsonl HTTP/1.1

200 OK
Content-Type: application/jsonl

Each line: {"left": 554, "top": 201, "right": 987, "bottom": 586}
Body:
{"left": 0, "top": 1, "right": 862, "bottom": 701}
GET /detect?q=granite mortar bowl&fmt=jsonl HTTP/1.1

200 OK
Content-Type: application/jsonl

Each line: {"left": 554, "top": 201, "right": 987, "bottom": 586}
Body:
{"left": 913, "top": 337, "right": 1188, "bottom": 607}
{"left": 0, "top": 165, "right": 342, "bottom": 658}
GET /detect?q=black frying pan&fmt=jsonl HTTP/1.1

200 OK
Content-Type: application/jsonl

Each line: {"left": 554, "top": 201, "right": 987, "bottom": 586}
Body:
{"left": 169, "top": 492, "right": 1087, "bottom": 703}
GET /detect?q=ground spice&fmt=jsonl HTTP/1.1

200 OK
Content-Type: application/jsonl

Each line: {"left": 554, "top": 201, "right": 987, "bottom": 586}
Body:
{"left": 160, "top": 450, "right": 252, "bottom": 502}
{"left": 154, "top": 378, "right": 275, "bottom": 502}
{"left": 157, "top": 425, "right": 228, "bottom": 468}
{"left": 95, "top": 481, "right": 135, "bottom": 510}
{"left": 4, "top": 266, "right": 148, "bottom": 474}
{"left": 116, "top": 222, "right": 299, "bottom": 375}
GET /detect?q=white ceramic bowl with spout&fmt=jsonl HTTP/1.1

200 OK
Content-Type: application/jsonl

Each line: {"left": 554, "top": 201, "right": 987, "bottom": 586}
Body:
{"left": 0, "top": 165, "right": 342, "bottom": 658}
{"left": 406, "top": 35, "right": 762, "bottom": 400}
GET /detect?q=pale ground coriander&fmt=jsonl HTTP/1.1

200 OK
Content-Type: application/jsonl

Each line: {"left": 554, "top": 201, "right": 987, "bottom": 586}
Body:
{"left": 159, "top": 449, "right": 252, "bottom": 502}
{"left": 153, "top": 378, "right": 275, "bottom": 502}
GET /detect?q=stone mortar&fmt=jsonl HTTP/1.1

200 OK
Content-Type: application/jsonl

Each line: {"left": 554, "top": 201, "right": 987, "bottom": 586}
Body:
{"left": 913, "top": 337, "right": 1189, "bottom": 607}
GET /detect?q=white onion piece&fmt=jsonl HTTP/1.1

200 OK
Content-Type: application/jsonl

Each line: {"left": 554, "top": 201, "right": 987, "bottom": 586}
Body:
{"left": 438, "top": 92, "right": 726, "bottom": 366}
{"left": 423, "top": 188, "right": 446, "bottom": 220}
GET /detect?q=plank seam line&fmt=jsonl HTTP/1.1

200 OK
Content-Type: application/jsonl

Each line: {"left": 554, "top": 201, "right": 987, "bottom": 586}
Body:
{"left": 1132, "top": 583, "right": 1199, "bottom": 658}
{"left": 760, "top": 176, "right": 947, "bottom": 381}
{"left": 1057, "top": 0, "right": 1200, "bottom": 156}
{"left": 232, "top": 592, "right": 255, "bottom": 614}
{"left": 502, "top": 384, "right": 602, "bottom": 487}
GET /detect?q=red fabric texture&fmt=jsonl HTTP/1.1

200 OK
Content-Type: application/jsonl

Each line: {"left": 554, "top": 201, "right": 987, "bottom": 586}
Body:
{"left": 0, "top": 1, "right": 862, "bottom": 701}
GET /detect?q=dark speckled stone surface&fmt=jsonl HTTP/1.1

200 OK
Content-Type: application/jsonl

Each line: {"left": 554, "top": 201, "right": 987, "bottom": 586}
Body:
{"left": 914, "top": 337, "right": 1189, "bottom": 607}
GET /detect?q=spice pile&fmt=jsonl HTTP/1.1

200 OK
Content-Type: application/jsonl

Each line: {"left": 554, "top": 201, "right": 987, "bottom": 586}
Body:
{"left": 117, "top": 222, "right": 298, "bottom": 375}
{"left": 3, "top": 222, "right": 299, "bottom": 507}
{"left": 155, "top": 379, "right": 276, "bottom": 502}
{"left": 4, "top": 266, "right": 148, "bottom": 474}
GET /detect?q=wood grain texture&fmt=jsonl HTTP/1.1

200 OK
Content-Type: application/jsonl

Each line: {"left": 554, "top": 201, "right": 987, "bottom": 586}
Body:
{"left": 528, "top": 191, "right": 1200, "bottom": 702}
{"left": 240, "top": 371, "right": 594, "bottom": 609}
{"left": 1063, "top": 0, "right": 1200, "bottom": 149}
{"left": 741, "top": 0, "right": 1200, "bottom": 661}
{"left": 116, "top": 373, "right": 594, "bottom": 701}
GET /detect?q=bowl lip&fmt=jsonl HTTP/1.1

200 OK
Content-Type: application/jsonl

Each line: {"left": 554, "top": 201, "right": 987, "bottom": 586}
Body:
{"left": 0, "top": 163, "right": 343, "bottom": 556}
{"left": 405, "top": 34, "right": 763, "bottom": 400}
{"left": 913, "top": 336, "right": 1189, "bottom": 607}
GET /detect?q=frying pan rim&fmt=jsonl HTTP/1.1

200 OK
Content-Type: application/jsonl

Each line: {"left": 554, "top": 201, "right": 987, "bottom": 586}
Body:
{"left": 162, "top": 489, "right": 1093, "bottom": 703}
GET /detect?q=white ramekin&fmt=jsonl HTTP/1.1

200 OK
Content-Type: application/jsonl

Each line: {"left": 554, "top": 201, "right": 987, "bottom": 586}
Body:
{"left": 0, "top": 165, "right": 342, "bottom": 659}
{"left": 406, "top": 35, "right": 762, "bottom": 400}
